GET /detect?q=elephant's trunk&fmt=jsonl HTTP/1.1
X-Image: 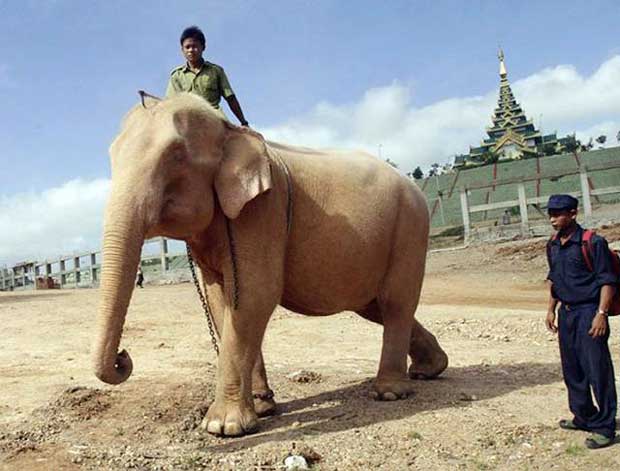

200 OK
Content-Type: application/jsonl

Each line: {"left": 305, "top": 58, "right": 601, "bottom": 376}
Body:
{"left": 93, "top": 196, "right": 145, "bottom": 385}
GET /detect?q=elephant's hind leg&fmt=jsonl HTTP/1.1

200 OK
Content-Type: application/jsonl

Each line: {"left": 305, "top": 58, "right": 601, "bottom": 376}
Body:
{"left": 251, "top": 352, "right": 277, "bottom": 417}
{"left": 357, "top": 303, "right": 448, "bottom": 381}
{"left": 408, "top": 318, "right": 448, "bottom": 379}
{"left": 370, "top": 297, "right": 418, "bottom": 400}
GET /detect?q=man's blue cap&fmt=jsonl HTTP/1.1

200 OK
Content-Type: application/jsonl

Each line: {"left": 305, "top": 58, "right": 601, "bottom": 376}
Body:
{"left": 547, "top": 194, "right": 578, "bottom": 211}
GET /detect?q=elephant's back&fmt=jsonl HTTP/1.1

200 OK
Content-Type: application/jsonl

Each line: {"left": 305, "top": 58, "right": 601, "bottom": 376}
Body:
{"left": 270, "top": 142, "right": 426, "bottom": 313}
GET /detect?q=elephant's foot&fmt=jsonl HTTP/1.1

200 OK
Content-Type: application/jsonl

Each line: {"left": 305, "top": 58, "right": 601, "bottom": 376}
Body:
{"left": 201, "top": 399, "right": 258, "bottom": 437}
{"left": 253, "top": 389, "right": 277, "bottom": 417}
{"left": 408, "top": 347, "right": 448, "bottom": 380}
{"left": 370, "top": 376, "right": 416, "bottom": 401}
{"left": 409, "top": 320, "right": 449, "bottom": 380}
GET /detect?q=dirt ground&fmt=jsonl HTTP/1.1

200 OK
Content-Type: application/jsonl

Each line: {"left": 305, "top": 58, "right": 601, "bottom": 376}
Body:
{"left": 2, "top": 227, "right": 620, "bottom": 470}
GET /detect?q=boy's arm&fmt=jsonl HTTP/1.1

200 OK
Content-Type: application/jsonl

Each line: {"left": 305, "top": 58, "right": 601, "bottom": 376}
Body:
{"left": 218, "top": 67, "right": 248, "bottom": 126}
{"left": 546, "top": 281, "right": 558, "bottom": 333}
{"left": 587, "top": 236, "right": 616, "bottom": 337}
{"left": 225, "top": 95, "right": 248, "bottom": 126}
{"left": 589, "top": 284, "right": 615, "bottom": 337}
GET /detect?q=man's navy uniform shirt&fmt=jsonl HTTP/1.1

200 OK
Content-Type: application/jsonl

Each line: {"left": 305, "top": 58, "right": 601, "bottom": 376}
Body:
{"left": 547, "top": 224, "right": 617, "bottom": 305}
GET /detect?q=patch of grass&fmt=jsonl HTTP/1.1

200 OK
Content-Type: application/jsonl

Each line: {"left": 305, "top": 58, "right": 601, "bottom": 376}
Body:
{"left": 407, "top": 431, "right": 423, "bottom": 441}
{"left": 175, "top": 453, "right": 206, "bottom": 468}
{"left": 565, "top": 443, "right": 585, "bottom": 456}
{"left": 472, "top": 460, "right": 491, "bottom": 471}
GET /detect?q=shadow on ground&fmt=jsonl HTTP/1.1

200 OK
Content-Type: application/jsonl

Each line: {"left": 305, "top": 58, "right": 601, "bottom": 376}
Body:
{"left": 206, "top": 361, "right": 562, "bottom": 452}
{"left": 0, "top": 361, "right": 565, "bottom": 465}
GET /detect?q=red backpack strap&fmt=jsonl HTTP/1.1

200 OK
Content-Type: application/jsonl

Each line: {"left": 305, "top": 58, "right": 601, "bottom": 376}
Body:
{"left": 581, "top": 229, "right": 595, "bottom": 272}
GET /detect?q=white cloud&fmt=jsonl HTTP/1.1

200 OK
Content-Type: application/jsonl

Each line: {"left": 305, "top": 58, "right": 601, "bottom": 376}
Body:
{"left": 259, "top": 56, "right": 620, "bottom": 173}
{"left": 0, "top": 179, "right": 109, "bottom": 265}
{"left": 2, "top": 56, "right": 620, "bottom": 267}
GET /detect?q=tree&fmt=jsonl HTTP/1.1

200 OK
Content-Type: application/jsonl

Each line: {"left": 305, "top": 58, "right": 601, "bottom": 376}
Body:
{"left": 483, "top": 150, "right": 499, "bottom": 164}
{"left": 410, "top": 166, "right": 424, "bottom": 180}
{"left": 442, "top": 163, "right": 453, "bottom": 174}
{"left": 428, "top": 163, "right": 440, "bottom": 176}
{"left": 595, "top": 135, "right": 607, "bottom": 145}
{"left": 542, "top": 143, "right": 557, "bottom": 156}
{"left": 563, "top": 134, "right": 580, "bottom": 153}
{"left": 580, "top": 138, "right": 594, "bottom": 151}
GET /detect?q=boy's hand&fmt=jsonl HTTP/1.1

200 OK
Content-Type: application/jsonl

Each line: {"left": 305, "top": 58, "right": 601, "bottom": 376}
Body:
{"left": 588, "top": 312, "right": 607, "bottom": 337}
{"left": 545, "top": 310, "right": 557, "bottom": 333}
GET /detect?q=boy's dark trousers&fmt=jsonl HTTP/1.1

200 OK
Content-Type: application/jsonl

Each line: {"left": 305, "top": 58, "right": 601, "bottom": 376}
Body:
{"left": 558, "top": 302, "right": 617, "bottom": 438}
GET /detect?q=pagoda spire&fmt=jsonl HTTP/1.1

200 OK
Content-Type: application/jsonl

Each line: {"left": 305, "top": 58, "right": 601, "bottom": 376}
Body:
{"left": 498, "top": 48, "right": 507, "bottom": 78}
{"left": 453, "top": 50, "right": 566, "bottom": 168}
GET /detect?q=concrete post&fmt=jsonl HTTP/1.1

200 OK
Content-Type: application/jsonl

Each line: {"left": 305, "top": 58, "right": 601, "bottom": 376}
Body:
{"left": 160, "top": 238, "right": 169, "bottom": 273}
{"left": 518, "top": 183, "right": 529, "bottom": 236}
{"left": 34, "top": 264, "right": 41, "bottom": 290}
{"left": 90, "top": 253, "right": 97, "bottom": 284}
{"left": 60, "top": 259, "right": 66, "bottom": 287}
{"left": 459, "top": 189, "right": 471, "bottom": 243}
{"left": 74, "top": 256, "right": 81, "bottom": 286}
{"left": 580, "top": 170, "right": 592, "bottom": 223}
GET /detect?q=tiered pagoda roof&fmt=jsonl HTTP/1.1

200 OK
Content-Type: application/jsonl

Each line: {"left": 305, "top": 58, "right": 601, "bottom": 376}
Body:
{"left": 454, "top": 50, "right": 562, "bottom": 168}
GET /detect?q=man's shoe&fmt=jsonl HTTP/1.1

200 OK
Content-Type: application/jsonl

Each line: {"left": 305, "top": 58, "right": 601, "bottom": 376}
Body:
{"left": 559, "top": 419, "right": 580, "bottom": 430}
{"left": 585, "top": 433, "right": 613, "bottom": 449}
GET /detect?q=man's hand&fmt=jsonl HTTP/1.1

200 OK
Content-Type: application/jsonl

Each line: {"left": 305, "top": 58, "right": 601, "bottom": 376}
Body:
{"left": 588, "top": 312, "right": 607, "bottom": 337}
{"left": 545, "top": 310, "right": 557, "bottom": 333}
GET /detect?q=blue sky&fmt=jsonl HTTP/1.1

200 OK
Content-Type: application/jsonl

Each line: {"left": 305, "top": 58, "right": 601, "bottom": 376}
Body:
{"left": 1, "top": 0, "right": 619, "bottom": 264}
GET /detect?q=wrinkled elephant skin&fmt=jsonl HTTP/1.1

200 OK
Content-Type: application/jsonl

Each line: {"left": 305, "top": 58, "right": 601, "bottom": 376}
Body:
{"left": 93, "top": 93, "right": 448, "bottom": 437}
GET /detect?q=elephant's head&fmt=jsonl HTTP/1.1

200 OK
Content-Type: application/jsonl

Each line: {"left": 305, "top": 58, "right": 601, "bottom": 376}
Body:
{"left": 93, "top": 93, "right": 272, "bottom": 385}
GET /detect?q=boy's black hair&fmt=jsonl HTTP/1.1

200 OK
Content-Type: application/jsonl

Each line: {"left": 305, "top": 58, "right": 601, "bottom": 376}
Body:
{"left": 180, "top": 26, "right": 206, "bottom": 47}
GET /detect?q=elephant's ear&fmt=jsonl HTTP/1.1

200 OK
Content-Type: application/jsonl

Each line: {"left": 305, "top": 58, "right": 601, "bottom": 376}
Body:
{"left": 214, "top": 126, "right": 272, "bottom": 219}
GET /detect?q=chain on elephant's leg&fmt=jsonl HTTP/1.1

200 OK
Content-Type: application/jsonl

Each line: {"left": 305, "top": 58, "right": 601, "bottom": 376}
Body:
{"left": 251, "top": 351, "right": 277, "bottom": 417}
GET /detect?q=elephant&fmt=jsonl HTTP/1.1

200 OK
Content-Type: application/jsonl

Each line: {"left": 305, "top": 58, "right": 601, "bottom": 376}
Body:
{"left": 93, "top": 92, "right": 448, "bottom": 437}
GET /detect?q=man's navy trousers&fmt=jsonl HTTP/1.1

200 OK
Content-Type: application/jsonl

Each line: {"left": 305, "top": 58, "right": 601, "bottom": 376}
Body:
{"left": 558, "top": 302, "right": 617, "bottom": 438}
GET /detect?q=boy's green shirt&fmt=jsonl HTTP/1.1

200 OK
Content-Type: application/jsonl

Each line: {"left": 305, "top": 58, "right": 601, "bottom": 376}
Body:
{"left": 166, "top": 61, "right": 234, "bottom": 109}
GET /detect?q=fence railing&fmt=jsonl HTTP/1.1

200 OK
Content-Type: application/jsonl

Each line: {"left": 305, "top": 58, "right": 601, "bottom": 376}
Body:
{"left": 0, "top": 237, "right": 189, "bottom": 292}
{"left": 458, "top": 166, "right": 620, "bottom": 244}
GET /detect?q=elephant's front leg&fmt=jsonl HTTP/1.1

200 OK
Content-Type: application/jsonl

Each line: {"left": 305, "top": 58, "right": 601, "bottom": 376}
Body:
{"left": 201, "top": 271, "right": 276, "bottom": 417}
{"left": 202, "top": 304, "right": 272, "bottom": 436}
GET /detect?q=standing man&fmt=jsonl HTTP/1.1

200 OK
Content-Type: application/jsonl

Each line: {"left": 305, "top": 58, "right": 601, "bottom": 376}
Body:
{"left": 166, "top": 25, "right": 249, "bottom": 126}
{"left": 136, "top": 266, "right": 144, "bottom": 289}
{"left": 545, "top": 194, "right": 617, "bottom": 449}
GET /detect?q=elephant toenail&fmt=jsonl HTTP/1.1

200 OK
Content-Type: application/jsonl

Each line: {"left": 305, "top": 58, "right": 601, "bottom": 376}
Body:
{"left": 223, "top": 422, "right": 243, "bottom": 436}
{"left": 206, "top": 420, "right": 223, "bottom": 435}
{"left": 382, "top": 392, "right": 398, "bottom": 401}
{"left": 369, "top": 391, "right": 379, "bottom": 400}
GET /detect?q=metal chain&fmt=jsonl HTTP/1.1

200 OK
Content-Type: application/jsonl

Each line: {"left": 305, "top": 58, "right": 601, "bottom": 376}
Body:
{"left": 185, "top": 147, "right": 293, "bottom": 356}
{"left": 225, "top": 218, "right": 240, "bottom": 310}
{"left": 186, "top": 244, "right": 220, "bottom": 356}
